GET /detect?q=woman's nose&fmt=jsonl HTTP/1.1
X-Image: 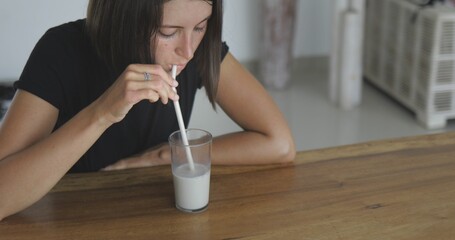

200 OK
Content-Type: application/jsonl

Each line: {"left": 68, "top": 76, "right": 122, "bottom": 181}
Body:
{"left": 176, "top": 34, "right": 194, "bottom": 61}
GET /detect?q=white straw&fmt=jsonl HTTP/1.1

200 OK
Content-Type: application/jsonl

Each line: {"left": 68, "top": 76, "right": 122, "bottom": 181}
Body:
{"left": 171, "top": 65, "right": 195, "bottom": 171}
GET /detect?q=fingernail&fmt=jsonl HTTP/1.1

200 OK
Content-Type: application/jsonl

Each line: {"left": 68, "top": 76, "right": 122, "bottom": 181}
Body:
{"left": 173, "top": 80, "right": 179, "bottom": 87}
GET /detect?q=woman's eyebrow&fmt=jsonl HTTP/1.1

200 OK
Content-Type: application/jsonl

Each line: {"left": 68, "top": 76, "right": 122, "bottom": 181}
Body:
{"left": 161, "top": 15, "right": 211, "bottom": 28}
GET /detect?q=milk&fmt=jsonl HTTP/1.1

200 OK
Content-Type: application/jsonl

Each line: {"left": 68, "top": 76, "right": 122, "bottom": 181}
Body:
{"left": 173, "top": 163, "right": 210, "bottom": 212}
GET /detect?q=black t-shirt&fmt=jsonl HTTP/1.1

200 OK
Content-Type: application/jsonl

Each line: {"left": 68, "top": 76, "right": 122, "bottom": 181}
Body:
{"left": 15, "top": 19, "right": 228, "bottom": 173}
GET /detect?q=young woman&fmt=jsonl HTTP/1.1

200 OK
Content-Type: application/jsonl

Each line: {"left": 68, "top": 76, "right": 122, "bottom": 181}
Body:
{"left": 0, "top": 0, "right": 295, "bottom": 220}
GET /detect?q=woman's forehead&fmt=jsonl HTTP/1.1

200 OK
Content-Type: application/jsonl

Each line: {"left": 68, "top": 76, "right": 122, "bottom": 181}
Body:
{"left": 162, "top": 0, "right": 212, "bottom": 25}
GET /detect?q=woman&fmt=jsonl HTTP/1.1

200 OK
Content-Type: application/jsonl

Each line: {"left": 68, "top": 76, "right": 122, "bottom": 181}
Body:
{"left": 0, "top": 0, "right": 295, "bottom": 220}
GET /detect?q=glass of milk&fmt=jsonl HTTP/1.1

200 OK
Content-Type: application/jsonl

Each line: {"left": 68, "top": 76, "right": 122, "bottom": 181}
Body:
{"left": 169, "top": 129, "right": 212, "bottom": 213}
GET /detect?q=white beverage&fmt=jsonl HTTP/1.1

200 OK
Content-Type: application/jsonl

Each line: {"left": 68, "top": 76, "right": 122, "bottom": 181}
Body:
{"left": 173, "top": 163, "right": 210, "bottom": 212}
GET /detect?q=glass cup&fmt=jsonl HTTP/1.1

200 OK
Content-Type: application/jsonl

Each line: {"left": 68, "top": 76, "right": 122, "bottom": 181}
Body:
{"left": 169, "top": 129, "right": 212, "bottom": 213}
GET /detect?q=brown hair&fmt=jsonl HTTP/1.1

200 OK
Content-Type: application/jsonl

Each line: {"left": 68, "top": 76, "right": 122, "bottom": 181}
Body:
{"left": 86, "top": 0, "right": 223, "bottom": 107}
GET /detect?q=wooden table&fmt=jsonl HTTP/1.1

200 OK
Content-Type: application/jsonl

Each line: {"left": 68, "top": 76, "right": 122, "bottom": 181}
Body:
{"left": 2, "top": 132, "right": 455, "bottom": 239}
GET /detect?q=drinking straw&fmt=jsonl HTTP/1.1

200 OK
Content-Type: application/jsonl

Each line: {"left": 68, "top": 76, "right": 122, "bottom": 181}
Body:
{"left": 171, "top": 65, "right": 195, "bottom": 171}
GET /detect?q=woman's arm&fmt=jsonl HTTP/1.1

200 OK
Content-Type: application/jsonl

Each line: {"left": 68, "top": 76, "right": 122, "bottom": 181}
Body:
{"left": 0, "top": 90, "right": 110, "bottom": 221}
{"left": 0, "top": 64, "right": 178, "bottom": 221}
{"left": 211, "top": 53, "right": 296, "bottom": 164}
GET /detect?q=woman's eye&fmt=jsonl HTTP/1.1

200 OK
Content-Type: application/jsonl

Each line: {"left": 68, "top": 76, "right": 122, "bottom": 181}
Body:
{"left": 195, "top": 24, "right": 207, "bottom": 33}
{"left": 158, "top": 29, "right": 177, "bottom": 39}
{"left": 194, "top": 28, "right": 205, "bottom": 32}
{"left": 194, "top": 27, "right": 206, "bottom": 33}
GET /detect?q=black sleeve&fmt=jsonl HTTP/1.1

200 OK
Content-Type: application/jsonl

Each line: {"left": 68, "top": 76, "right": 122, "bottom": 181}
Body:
{"left": 221, "top": 41, "right": 229, "bottom": 60}
{"left": 14, "top": 29, "right": 65, "bottom": 110}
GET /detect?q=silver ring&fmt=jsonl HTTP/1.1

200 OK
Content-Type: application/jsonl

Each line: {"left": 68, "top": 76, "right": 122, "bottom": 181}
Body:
{"left": 144, "top": 72, "right": 151, "bottom": 81}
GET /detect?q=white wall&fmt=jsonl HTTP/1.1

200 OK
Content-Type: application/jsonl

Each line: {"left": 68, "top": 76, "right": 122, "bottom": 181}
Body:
{"left": 0, "top": 0, "right": 88, "bottom": 82}
{"left": 223, "top": 0, "right": 332, "bottom": 61}
{"left": 0, "top": 0, "right": 332, "bottom": 83}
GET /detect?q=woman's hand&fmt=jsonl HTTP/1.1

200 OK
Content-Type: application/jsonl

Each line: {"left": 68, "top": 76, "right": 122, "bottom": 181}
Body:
{"left": 101, "top": 143, "right": 171, "bottom": 171}
{"left": 93, "top": 64, "right": 179, "bottom": 125}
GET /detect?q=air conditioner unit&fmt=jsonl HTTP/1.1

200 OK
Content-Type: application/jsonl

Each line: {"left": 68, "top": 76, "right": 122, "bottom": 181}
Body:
{"left": 364, "top": 0, "right": 455, "bottom": 129}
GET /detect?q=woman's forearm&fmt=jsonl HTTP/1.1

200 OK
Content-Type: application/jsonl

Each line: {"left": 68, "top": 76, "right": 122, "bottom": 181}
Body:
{"left": 0, "top": 103, "right": 111, "bottom": 221}
{"left": 211, "top": 131, "right": 295, "bottom": 165}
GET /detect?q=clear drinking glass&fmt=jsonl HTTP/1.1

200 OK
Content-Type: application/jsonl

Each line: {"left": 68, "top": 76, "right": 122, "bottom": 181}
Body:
{"left": 169, "top": 129, "right": 212, "bottom": 213}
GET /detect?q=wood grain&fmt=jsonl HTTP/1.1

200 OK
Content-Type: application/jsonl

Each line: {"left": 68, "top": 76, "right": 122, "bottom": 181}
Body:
{"left": 1, "top": 132, "right": 455, "bottom": 239}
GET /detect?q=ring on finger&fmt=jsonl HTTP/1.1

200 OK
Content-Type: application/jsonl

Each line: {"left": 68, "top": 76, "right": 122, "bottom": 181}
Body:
{"left": 144, "top": 72, "right": 151, "bottom": 81}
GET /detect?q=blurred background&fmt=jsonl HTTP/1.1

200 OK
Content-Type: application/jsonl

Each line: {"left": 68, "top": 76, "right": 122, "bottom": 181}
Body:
{"left": 0, "top": 0, "right": 330, "bottom": 81}
{"left": 1, "top": 0, "right": 454, "bottom": 151}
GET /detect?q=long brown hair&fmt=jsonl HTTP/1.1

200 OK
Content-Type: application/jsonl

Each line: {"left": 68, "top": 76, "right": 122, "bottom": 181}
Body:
{"left": 86, "top": 0, "right": 223, "bottom": 107}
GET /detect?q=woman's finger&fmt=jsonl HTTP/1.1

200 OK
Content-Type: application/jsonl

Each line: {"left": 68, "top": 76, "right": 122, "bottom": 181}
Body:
{"left": 127, "top": 78, "right": 179, "bottom": 104}
{"left": 127, "top": 64, "right": 179, "bottom": 87}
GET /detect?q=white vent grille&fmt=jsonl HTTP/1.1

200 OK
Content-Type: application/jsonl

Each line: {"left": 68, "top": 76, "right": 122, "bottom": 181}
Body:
{"left": 440, "top": 21, "right": 455, "bottom": 54}
{"left": 364, "top": 0, "right": 455, "bottom": 128}
{"left": 417, "top": 57, "right": 431, "bottom": 92}
{"left": 436, "top": 60, "right": 455, "bottom": 84}
{"left": 434, "top": 91, "right": 452, "bottom": 112}
{"left": 421, "top": 17, "right": 435, "bottom": 56}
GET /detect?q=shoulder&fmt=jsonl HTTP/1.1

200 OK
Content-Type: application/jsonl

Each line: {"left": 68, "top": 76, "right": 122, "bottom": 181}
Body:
{"left": 44, "top": 19, "right": 86, "bottom": 40}
{"left": 15, "top": 19, "right": 94, "bottom": 111}
{"left": 21, "top": 19, "right": 93, "bottom": 80}
{"left": 21, "top": 19, "right": 89, "bottom": 69}
{"left": 37, "top": 19, "right": 88, "bottom": 53}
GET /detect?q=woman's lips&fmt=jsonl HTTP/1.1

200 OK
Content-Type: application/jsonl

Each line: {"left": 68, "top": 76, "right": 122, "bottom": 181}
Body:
{"left": 169, "top": 64, "right": 187, "bottom": 74}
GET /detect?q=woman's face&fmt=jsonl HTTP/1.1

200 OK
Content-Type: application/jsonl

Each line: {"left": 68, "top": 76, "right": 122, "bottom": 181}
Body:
{"left": 154, "top": 0, "right": 213, "bottom": 74}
